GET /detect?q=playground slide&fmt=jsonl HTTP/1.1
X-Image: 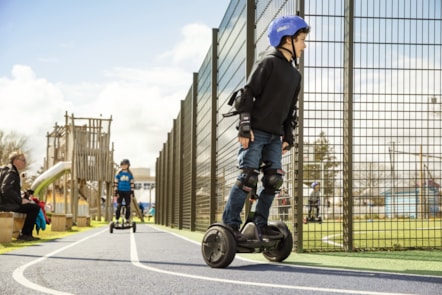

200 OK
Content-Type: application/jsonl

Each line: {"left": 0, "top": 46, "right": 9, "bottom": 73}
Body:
{"left": 31, "top": 161, "right": 71, "bottom": 197}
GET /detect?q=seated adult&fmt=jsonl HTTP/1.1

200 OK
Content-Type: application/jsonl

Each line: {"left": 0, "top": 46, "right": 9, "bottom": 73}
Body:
{"left": 0, "top": 151, "right": 40, "bottom": 241}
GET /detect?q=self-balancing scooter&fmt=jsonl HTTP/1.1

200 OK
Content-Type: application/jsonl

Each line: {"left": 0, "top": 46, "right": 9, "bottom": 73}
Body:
{"left": 303, "top": 215, "right": 322, "bottom": 224}
{"left": 109, "top": 201, "right": 136, "bottom": 233}
{"left": 303, "top": 203, "right": 322, "bottom": 224}
{"left": 201, "top": 196, "right": 293, "bottom": 268}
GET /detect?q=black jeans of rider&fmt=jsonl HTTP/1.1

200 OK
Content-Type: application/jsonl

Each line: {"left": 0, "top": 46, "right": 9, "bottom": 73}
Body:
{"left": 115, "top": 191, "right": 131, "bottom": 221}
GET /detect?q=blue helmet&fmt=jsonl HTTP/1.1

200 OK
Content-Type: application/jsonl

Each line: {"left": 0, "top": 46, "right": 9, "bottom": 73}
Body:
{"left": 311, "top": 182, "right": 320, "bottom": 189}
{"left": 268, "top": 15, "right": 309, "bottom": 47}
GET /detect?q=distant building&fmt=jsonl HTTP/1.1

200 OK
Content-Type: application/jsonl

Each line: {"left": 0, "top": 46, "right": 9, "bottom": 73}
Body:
{"left": 131, "top": 167, "right": 155, "bottom": 207}
{"left": 382, "top": 185, "right": 439, "bottom": 218}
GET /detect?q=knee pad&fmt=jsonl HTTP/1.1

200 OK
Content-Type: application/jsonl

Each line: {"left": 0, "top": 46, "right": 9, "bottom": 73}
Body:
{"left": 262, "top": 168, "right": 285, "bottom": 194}
{"left": 235, "top": 168, "right": 260, "bottom": 193}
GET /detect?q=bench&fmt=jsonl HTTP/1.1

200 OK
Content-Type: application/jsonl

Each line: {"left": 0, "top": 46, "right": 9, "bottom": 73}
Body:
{"left": 0, "top": 212, "right": 27, "bottom": 242}
{"left": 77, "top": 216, "right": 91, "bottom": 227}
{"left": 51, "top": 213, "right": 73, "bottom": 231}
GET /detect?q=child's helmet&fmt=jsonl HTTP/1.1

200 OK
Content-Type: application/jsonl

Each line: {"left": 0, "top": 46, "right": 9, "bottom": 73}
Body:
{"left": 268, "top": 15, "right": 309, "bottom": 47}
{"left": 311, "top": 182, "right": 320, "bottom": 189}
{"left": 120, "top": 159, "right": 130, "bottom": 166}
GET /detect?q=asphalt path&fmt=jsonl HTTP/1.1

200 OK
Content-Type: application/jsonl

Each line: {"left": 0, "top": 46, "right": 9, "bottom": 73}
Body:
{"left": 0, "top": 224, "right": 441, "bottom": 295}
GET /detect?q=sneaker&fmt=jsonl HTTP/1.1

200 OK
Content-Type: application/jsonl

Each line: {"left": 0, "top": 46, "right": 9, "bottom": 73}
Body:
{"left": 258, "top": 225, "right": 283, "bottom": 239}
{"left": 226, "top": 224, "right": 247, "bottom": 242}
{"left": 17, "top": 234, "right": 40, "bottom": 241}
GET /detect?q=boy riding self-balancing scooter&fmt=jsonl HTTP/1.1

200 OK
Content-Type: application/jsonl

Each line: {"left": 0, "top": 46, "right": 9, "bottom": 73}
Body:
{"left": 109, "top": 198, "right": 136, "bottom": 233}
{"left": 201, "top": 165, "right": 293, "bottom": 268}
{"left": 303, "top": 182, "right": 322, "bottom": 224}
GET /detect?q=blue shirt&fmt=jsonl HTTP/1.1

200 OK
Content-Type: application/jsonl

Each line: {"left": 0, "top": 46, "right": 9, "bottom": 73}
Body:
{"left": 115, "top": 170, "right": 134, "bottom": 192}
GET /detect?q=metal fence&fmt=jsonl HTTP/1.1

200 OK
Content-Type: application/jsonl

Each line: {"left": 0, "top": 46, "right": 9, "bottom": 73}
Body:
{"left": 155, "top": 0, "right": 442, "bottom": 252}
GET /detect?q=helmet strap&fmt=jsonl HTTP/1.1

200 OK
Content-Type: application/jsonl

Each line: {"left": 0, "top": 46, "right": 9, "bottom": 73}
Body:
{"left": 278, "top": 36, "right": 298, "bottom": 67}
{"left": 290, "top": 36, "right": 299, "bottom": 68}
{"left": 278, "top": 46, "right": 294, "bottom": 60}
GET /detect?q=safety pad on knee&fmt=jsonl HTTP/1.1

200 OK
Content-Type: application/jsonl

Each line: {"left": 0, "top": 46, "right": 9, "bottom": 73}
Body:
{"left": 262, "top": 168, "right": 285, "bottom": 194}
{"left": 235, "top": 168, "right": 260, "bottom": 193}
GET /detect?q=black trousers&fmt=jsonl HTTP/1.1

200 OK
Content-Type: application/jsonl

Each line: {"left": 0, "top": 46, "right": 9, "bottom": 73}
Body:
{"left": 116, "top": 191, "right": 132, "bottom": 220}
{"left": 14, "top": 202, "right": 40, "bottom": 236}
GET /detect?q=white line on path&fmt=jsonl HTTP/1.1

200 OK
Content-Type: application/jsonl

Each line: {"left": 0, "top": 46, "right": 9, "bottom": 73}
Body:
{"left": 130, "top": 228, "right": 415, "bottom": 295}
{"left": 11, "top": 225, "right": 417, "bottom": 295}
{"left": 13, "top": 229, "right": 107, "bottom": 295}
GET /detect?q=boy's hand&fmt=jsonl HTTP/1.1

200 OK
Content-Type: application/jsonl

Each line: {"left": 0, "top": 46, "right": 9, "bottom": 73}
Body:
{"left": 282, "top": 142, "right": 291, "bottom": 154}
{"left": 238, "top": 130, "right": 254, "bottom": 149}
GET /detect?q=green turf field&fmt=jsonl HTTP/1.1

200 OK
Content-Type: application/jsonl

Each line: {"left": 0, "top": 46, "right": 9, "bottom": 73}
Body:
{"left": 300, "top": 218, "right": 442, "bottom": 250}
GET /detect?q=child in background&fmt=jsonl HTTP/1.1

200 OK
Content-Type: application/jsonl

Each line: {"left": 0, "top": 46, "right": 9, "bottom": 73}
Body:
{"left": 308, "top": 182, "right": 320, "bottom": 220}
{"left": 114, "top": 159, "right": 135, "bottom": 224}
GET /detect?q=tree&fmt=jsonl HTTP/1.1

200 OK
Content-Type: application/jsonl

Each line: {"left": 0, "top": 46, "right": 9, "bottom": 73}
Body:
{"left": 303, "top": 131, "right": 340, "bottom": 198}
{"left": 354, "top": 162, "right": 390, "bottom": 205}
{"left": 0, "top": 130, "right": 40, "bottom": 190}
{"left": 0, "top": 130, "right": 31, "bottom": 165}
{"left": 354, "top": 162, "right": 389, "bottom": 191}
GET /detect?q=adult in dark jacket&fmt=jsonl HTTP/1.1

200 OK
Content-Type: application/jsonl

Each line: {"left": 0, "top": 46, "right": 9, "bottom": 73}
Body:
{"left": 222, "top": 15, "right": 309, "bottom": 241}
{"left": 0, "top": 151, "right": 40, "bottom": 241}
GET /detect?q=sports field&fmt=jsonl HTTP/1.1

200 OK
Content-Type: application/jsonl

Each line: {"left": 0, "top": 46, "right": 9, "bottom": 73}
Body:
{"left": 301, "top": 218, "right": 442, "bottom": 250}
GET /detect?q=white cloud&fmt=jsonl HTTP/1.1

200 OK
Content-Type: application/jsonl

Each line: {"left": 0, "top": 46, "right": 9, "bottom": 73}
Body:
{"left": 0, "top": 65, "right": 71, "bottom": 172}
{"left": 0, "top": 22, "right": 212, "bottom": 176}
{"left": 158, "top": 23, "right": 212, "bottom": 67}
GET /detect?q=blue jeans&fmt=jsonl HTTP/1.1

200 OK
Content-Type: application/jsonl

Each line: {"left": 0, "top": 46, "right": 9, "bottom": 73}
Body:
{"left": 222, "top": 129, "right": 283, "bottom": 228}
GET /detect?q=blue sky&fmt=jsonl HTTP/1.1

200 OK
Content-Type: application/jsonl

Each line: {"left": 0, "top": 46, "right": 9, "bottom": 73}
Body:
{"left": 0, "top": 0, "right": 230, "bottom": 174}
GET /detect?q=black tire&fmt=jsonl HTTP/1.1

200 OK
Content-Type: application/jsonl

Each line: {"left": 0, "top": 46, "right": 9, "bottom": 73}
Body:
{"left": 109, "top": 222, "right": 114, "bottom": 234}
{"left": 262, "top": 226, "right": 293, "bottom": 262}
{"left": 201, "top": 225, "right": 237, "bottom": 268}
{"left": 132, "top": 222, "right": 136, "bottom": 233}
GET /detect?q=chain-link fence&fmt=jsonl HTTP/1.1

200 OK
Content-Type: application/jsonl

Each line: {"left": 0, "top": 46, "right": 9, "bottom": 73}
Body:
{"left": 155, "top": 0, "right": 442, "bottom": 252}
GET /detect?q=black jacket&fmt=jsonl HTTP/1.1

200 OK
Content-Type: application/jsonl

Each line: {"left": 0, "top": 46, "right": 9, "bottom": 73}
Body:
{"left": 244, "top": 48, "right": 301, "bottom": 145}
{"left": 0, "top": 164, "right": 22, "bottom": 211}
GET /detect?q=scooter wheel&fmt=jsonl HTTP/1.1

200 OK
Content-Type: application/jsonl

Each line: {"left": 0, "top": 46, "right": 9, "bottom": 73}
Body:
{"left": 109, "top": 222, "right": 114, "bottom": 234}
{"left": 201, "top": 225, "right": 236, "bottom": 268}
{"left": 132, "top": 222, "right": 136, "bottom": 233}
{"left": 262, "top": 227, "right": 293, "bottom": 262}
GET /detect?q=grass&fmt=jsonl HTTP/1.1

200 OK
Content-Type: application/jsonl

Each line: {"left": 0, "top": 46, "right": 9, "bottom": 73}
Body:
{"left": 296, "top": 218, "right": 442, "bottom": 249}
{"left": 280, "top": 251, "right": 442, "bottom": 277}
{"left": 2, "top": 218, "right": 442, "bottom": 277}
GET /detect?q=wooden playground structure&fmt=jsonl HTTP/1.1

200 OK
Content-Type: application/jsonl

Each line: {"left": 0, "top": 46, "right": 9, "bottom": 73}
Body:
{"left": 42, "top": 112, "right": 143, "bottom": 229}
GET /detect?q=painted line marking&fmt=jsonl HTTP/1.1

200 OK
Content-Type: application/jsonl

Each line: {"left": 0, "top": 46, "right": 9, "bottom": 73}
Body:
{"left": 11, "top": 224, "right": 426, "bottom": 295}
{"left": 131, "top": 227, "right": 416, "bottom": 295}
{"left": 13, "top": 229, "right": 107, "bottom": 295}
